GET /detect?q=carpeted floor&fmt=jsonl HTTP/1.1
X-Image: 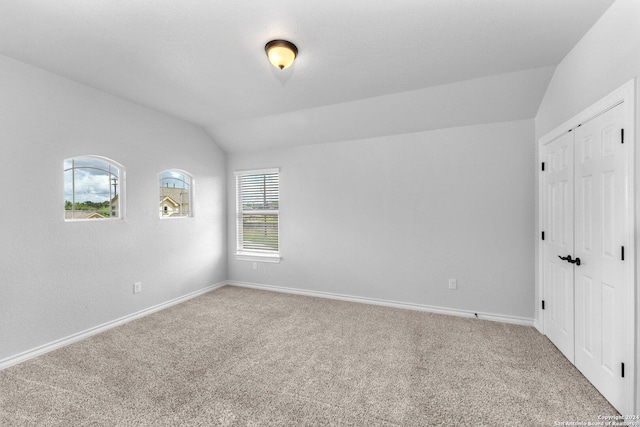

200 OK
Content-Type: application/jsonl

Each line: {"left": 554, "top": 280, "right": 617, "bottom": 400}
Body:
{"left": 1, "top": 286, "right": 617, "bottom": 426}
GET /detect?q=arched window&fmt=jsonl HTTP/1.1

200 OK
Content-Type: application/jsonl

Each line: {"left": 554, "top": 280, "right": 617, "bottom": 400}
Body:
{"left": 64, "top": 156, "right": 124, "bottom": 220}
{"left": 159, "top": 170, "right": 192, "bottom": 218}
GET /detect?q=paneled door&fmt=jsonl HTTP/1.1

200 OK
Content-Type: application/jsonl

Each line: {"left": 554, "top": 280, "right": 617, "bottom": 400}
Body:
{"left": 542, "top": 101, "right": 630, "bottom": 414}
{"left": 542, "top": 131, "right": 575, "bottom": 363}
{"left": 573, "top": 103, "right": 628, "bottom": 412}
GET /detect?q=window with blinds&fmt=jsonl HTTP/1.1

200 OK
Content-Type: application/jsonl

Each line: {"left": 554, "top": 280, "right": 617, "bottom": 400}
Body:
{"left": 235, "top": 169, "right": 279, "bottom": 257}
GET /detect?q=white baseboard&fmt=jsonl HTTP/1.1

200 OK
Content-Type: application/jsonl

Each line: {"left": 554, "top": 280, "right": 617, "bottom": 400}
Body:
{"left": 228, "top": 281, "right": 535, "bottom": 327}
{"left": 533, "top": 320, "right": 544, "bottom": 334}
{"left": 2, "top": 280, "right": 536, "bottom": 371}
{"left": 0, "top": 281, "right": 227, "bottom": 371}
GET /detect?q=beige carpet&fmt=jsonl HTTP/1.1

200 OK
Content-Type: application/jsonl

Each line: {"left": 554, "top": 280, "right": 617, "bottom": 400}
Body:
{"left": 1, "top": 286, "right": 617, "bottom": 426}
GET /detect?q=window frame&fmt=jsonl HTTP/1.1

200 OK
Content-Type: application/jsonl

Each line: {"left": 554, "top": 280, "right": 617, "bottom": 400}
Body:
{"left": 159, "top": 169, "right": 194, "bottom": 219}
{"left": 235, "top": 168, "right": 281, "bottom": 263}
{"left": 64, "top": 155, "right": 125, "bottom": 221}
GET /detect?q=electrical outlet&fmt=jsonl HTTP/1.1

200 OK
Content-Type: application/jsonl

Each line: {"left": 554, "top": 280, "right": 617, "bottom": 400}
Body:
{"left": 448, "top": 279, "right": 457, "bottom": 290}
{"left": 252, "top": 262, "right": 257, "bottom": 270}
{"left": 133, "top": 282, "right": 142, "bottom": 294}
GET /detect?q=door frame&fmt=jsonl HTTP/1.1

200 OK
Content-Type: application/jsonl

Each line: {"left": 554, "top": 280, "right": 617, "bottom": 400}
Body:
{"left": 536, "top": 78, "right": 636, "bottom": 414}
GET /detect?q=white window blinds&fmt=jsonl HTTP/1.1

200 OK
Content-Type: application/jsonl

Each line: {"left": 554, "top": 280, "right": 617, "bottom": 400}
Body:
{"left": 236, "top": 169, "right": 279, "bottom": 254}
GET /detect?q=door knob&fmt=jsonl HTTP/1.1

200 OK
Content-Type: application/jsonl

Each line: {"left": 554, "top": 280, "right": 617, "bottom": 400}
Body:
{"left": 558, "top": 255, "right": 581, "bottom": 266}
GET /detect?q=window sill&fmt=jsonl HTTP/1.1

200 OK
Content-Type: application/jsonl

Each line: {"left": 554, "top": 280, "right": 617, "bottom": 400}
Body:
{"left": 235, "top": 252, "right": 282, "bottom": 263}
{"left": 64, "top": 217, "right": 123, "bottom": 222}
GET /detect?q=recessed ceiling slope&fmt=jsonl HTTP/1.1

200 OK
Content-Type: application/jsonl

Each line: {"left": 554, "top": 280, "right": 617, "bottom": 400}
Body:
{"left": 209, "top": 66, "right": 556, "bottom": 152}
{"left": 0, "top": 0, "right": 615, "bottom": 151}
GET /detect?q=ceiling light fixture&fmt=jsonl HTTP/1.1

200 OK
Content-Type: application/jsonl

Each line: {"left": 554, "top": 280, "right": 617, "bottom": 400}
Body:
{"left": 265, "top": 40, "right": 298, "bottom": 70}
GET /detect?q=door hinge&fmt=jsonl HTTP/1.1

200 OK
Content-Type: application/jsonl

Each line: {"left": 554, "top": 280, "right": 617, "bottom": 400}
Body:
{"left": 622, "top": 362, "right": 625, "bottom": 378}
{"left": 541, "top": 231, "right": 545, "bottom": 241}
{"left": 621, "top": 246, "right": 625, "bottom": 261}
{"left": 541, "top": 162, "right": 545, "bottom": 171}
{"left": 542, "top": 300, "right": 545, "bottom": 310}
{"left": 621, "top": 129, "right": 625, "bottom": 144}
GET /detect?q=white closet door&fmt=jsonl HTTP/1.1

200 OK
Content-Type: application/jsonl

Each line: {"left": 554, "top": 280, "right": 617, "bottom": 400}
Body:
{"left": 542, "top": 131, "right": 575, "bottom": 363}
{"left": 574, "top": 103, "right": 628, "bottom": 412}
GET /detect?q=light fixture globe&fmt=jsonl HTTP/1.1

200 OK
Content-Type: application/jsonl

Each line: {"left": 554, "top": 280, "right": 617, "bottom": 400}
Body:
{"left": 265, "top": 40, "right": 298, "bottom": 70}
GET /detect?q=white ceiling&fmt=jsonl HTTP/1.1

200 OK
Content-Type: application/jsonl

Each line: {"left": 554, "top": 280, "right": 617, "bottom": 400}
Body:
{"left": 0, "top": 0, "right": 616, "bottom": 152}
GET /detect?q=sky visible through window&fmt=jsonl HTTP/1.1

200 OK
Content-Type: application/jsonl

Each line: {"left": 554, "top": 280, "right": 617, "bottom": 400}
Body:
{"left": 64, "top": 157, "right": 119, "bottom": 204}
{"left": 160, "top": 170, "right": 190, "bottom": 189}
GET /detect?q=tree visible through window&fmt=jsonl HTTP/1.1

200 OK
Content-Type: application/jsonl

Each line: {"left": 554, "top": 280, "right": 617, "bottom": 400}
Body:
{"left": 159, "top": 170, "right": 192, "bottom": 217}
{"left": 64, "top": 156, "right": 122, "bottom": 220}
{"left": 235, "top": 169, "right": 279, "bottom": 254}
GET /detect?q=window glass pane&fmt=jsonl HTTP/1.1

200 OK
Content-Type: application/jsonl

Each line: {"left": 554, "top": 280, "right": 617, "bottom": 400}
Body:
{"left": 64, "top": 156, "right": 121, "bottom": 220}
{"left": 64, "top": 170, "right": 73, "bottom": 215}
{"left": 159, "top": 170, "right": 191, "bottom": 218}
{"left": 242, "top": 214, "right": 279, "bottom": 251}
{"left": 240, "top": 173, "right": 279, "bottom": 211}
{"left": 236, "top": 170, "right": 279, "bottom": 254}
{"left": 73, "top": 157, "right": 109, "bottom": 171}
{"left": 74, "top": 168, "right": 111, "bottom": 217}
{"left": 161, "top": 177, "right": 188, "bottom": 188}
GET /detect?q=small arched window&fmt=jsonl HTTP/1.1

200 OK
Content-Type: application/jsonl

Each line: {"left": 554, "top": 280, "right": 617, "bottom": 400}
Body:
{"left": 64, "top": 156, "right": 124, "bottom": 220}
{"left": 159, "top": 170, "right": 192, "bottom": 218}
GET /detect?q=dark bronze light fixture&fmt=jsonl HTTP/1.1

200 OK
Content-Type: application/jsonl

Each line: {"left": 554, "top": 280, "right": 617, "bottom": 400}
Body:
{"left": 265, "top": 40, "right": 298, "bottom": 70}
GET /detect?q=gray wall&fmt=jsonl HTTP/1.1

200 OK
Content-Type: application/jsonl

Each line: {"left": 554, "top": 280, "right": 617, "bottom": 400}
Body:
{"left": 0, "top": 55, "right": 227, "bottom": 362}
{"left": 228, "top": 119, "right": 535, "bottom": 320}
{"left": 535, "top": 0, "right": 640, "bottom": 137}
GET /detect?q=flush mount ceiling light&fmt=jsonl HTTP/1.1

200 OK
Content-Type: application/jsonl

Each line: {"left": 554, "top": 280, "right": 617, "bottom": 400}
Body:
{"left": 265, "top": 40, "right": 298, "bottom": 70}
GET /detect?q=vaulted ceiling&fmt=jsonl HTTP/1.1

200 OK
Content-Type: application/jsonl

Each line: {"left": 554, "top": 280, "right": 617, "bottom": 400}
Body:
{"left": 0, "top": 0, "right": 616, "bottom": 152}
